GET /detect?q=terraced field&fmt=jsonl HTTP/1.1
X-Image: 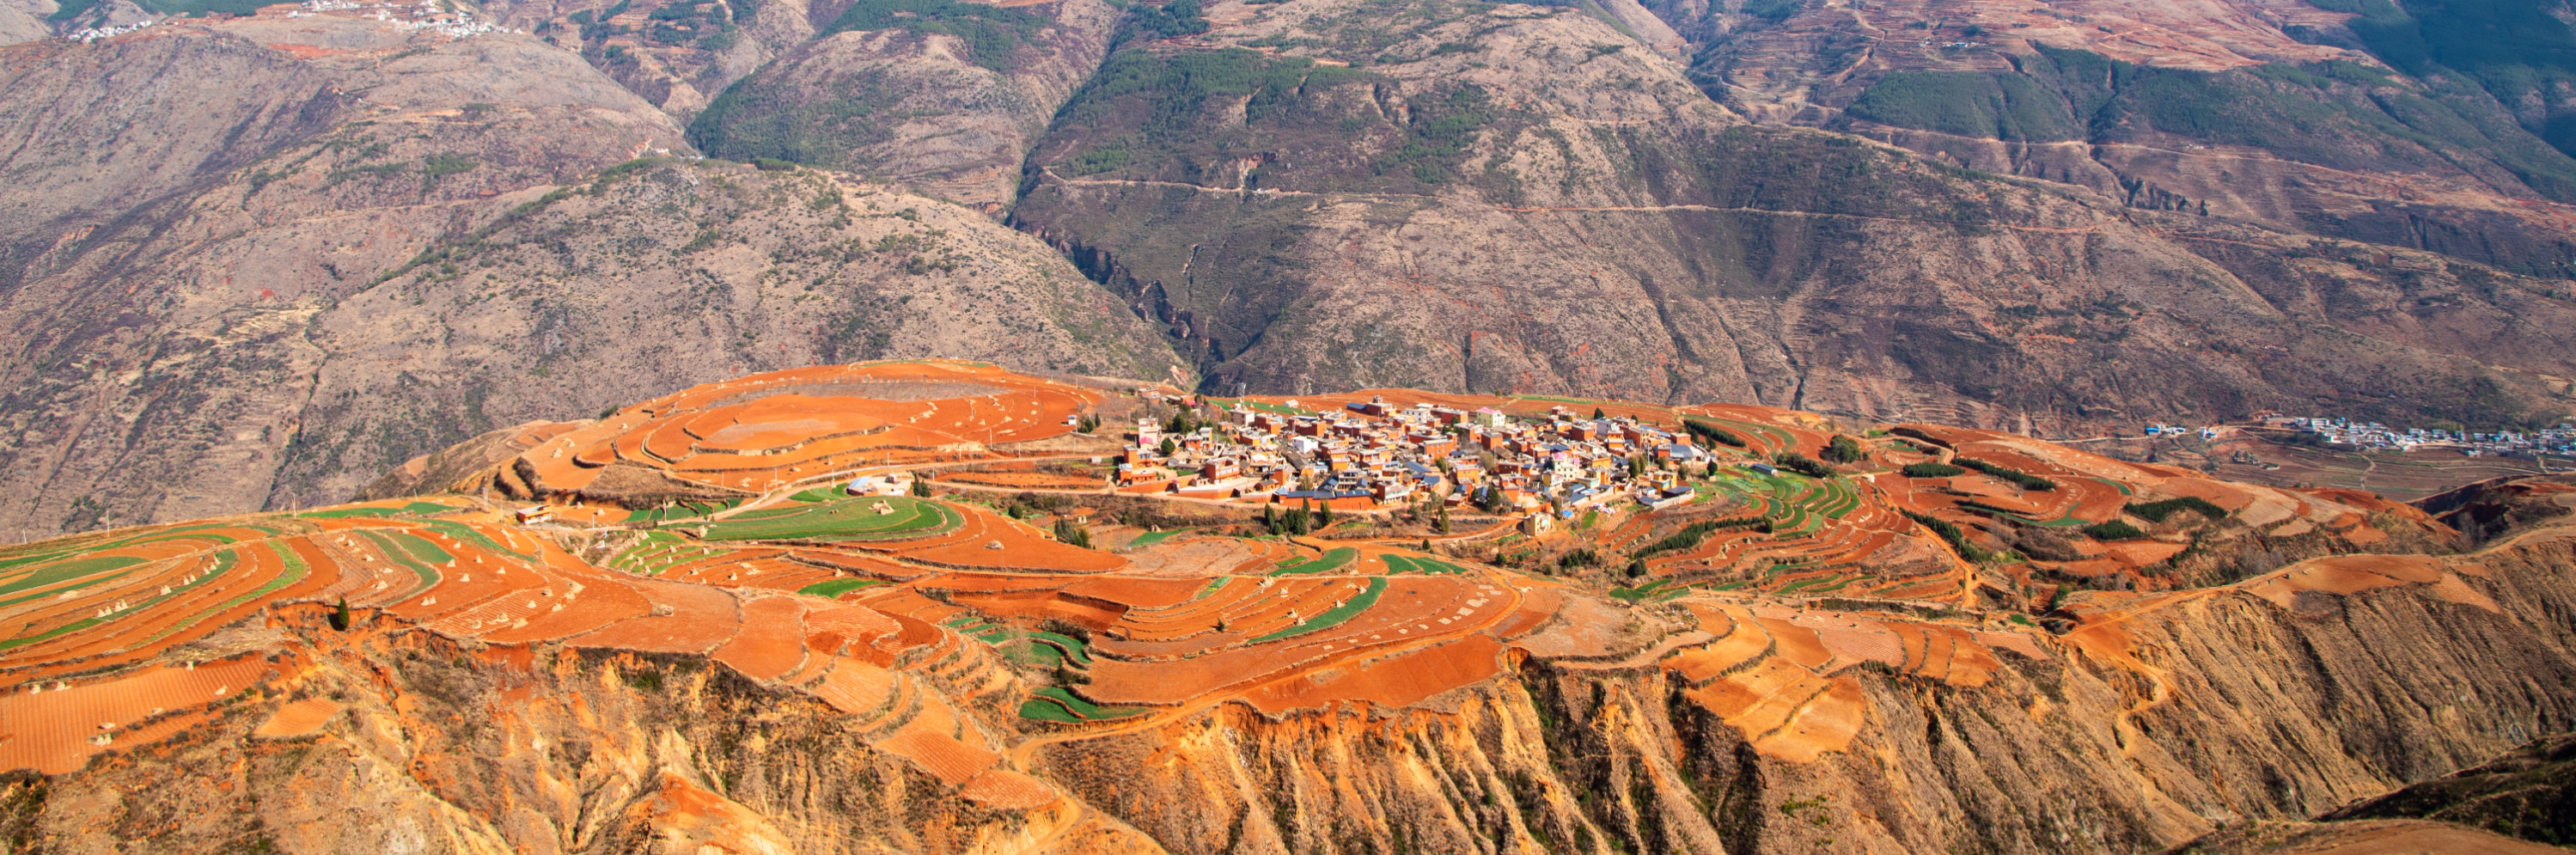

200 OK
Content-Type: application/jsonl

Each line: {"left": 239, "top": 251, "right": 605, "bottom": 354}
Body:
{"left": 0, "top": 363, "right": 2473, "bottom": 808}
{"left": 701, "top": 497, "right": 960, "bottom": 542}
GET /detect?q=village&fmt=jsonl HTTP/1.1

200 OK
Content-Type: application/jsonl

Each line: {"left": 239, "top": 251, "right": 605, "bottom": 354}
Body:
{"left": 65, "top": 0, "right": 521, "bottom": 44}
{"left": 2251, "top": 415, "right": 2576, "bottom": 464}
{"left": 1112, "top": 391, "right": 1723, "bottom": 533}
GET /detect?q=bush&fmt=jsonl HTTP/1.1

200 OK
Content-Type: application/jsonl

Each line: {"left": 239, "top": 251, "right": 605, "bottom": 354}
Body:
{"left": 1682, "top": 418, "right": 1746, "bottom": 447}
{"left": 821, "top": 0, "right": 1047, "bottom": 69}
{"left": 1053, "top": 518, "right": 1095, "bottom": 547}
{"left": 1624, "top": 559, "right": 1648, "bottom": 577}
{"left": 1903, "top": 510, "right": 1993, "bottom": 561}
{"left": 1772, "top": 452, "right": 1834, "bottom": 479}
{"left": 2126, "top": 497, "right": 2228, "bottom": 523}
{"left": 1822, "top": 435, "right": 1866, "bottom": 463}
{"left": 2082, "top": 520, "right": 2146, "bottom": 540}
{"left": 1632, "top": 517, "right": 1768, "bottom": 559}
{"left": 1129, "top": 0, "right": 1208, "bottom": 40}
{"left": 1954, "top": 457, "right": 2057, "bottom": 491}
{"left": 1901, "top": 462, "right": 1965, "bottom": 478}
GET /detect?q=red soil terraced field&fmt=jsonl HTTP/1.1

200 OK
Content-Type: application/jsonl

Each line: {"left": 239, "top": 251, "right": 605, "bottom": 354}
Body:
{"left": 0, "top": 655, "right": 279, "bottom": 773}
{"left": 1658, "top": 598, "right": 2027, "bottom": 761}
{"left": 938, "top": 470, "right": 1106, "bottom": 490}
{"left": 505, "top": 361, "right": 1101, "bottom": 498}
{"left": 0, "top": 364, "right": 2498, "bottom": 803}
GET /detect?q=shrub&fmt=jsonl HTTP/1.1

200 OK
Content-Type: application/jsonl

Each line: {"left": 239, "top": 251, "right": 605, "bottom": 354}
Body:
{"left": 1954, "top": 457, "right": 2057, "bottom": 491}
{"left": 1129, "top": 0, "right": 1208, "bottom": 40}
{"left": 1772, "top": 452, "right": 1834, "bottom": 479}
{"left": 821, "top": 0, "right": 1047, "bottom": 69}
{"left": 1901, "top": 462, "right": 1965, "bottom": 478}
{"left": 1683, "top": 418, "right": 1746, "bottom": 447}
{"left": 1889, "top": 426, "right": 1951, "bottom": 449}
{"left": 1632, "top": 517, "right": 1768, "bottom": 559}
{"left": 1053, "top": 518, "right": 1094, "bottom": 548}
{"left": 1903, "top": 510, "right": 1993, "bottom": 561}
{"left": 2126, "top": 497, "right": 2228, "bottom": 523}
{"left": 2082, "top": 520, "right": 2146, "bottom": 540}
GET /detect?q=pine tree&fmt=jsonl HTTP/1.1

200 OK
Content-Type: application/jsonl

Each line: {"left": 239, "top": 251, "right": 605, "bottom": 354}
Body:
{"left": 332, "top": 595, "right": 352, "bottom": 632}
{"left": 1437, "top": 504, "right": 1451, "bottom": 534}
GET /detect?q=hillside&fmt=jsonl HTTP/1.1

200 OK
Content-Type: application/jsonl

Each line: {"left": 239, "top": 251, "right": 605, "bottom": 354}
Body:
{"left": 0, "top": 13, "right": 1184, "bottom": 541}
{"left": 5, "top": 0, "right": 2576, "bottom": 542}
{"left": 0, "top": 363, "right": 2571, "bottom": 853}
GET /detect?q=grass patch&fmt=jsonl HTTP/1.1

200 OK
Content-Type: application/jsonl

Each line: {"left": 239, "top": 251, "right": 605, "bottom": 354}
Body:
{"left": 797, "top": 577, "right": 886, "bottom": 597}
{"left": 1609, "top": 578, "right": 1672, "bottom": 602}
{"left": 1126, "top": 528, "right": 1190, "bottom": 549}
{"left": 1269, "top": 547, "right": 1358, "bottom": 575}
{"left": 1017, "top": 687, "right": 1144, "bottom": 722}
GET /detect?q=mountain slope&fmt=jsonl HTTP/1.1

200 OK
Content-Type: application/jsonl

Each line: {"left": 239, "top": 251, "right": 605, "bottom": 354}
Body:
{"left": 1004, "top": 0, "right": 2576, "bottom": 431}
{"left": 0, "top": 15, "right": 1181, "bottom": 540}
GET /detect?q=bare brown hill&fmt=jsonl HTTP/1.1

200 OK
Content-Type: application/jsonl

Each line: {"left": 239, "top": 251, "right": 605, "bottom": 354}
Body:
{"left": 0, "top": 17, "right": 1182, "bottom": 541}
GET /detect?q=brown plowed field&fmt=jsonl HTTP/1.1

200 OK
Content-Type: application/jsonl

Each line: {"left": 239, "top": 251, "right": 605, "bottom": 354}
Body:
{"left": 808, "top": 659, "right": 900, "bottom": 715}
{"left": 0, "top": 657, "right": 277, "bottom": 774}
{"left": 712, "top": 596, "right": 810, "bottom": 681}
{"left": 1243, "top": 634, "right": 1504, "bottom": 713}
{"left": 568, "top": 581, "right": 742, "bottom": 653}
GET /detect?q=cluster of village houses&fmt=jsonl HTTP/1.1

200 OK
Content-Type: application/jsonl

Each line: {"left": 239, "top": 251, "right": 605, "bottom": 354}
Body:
{"left": 68, "top": 0, "right": 524, "bottom": 42}
{"left": 1116, "top": 394, "right": 1727, "bottom": 531}
{"left": 2256, "top": 415, "right": 2576, "bottom": 461}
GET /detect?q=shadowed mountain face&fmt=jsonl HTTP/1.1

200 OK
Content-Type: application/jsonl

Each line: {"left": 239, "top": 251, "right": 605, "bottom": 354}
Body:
{"left": 3, "top": 0, "right": 2576, "bottom": 540}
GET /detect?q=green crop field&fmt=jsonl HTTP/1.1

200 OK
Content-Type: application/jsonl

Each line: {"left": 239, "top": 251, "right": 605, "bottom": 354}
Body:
{"left": 1270, "top": 547, "right": 1357, "bottom": 575}
{"left": 1018, "top": 687, "right": 1145, "bottom": 723}
{"left": 354, "top": 530, "right": 449, "bottom": 594}
{"left": 609, "top": 531, "right": 733, "bottom": 575}
{"left": 699, "top": 497, "right": 959, "bottom": 541}
{"left": 0, "top": 555, "right": 146, "bottom": 598}
{"left": 1126, "top": 528, "right": 1191, "bottom": 549}
{"left": 302, "top": 501, "right": 461, "bottom": 519}
{"left": 1380, "top": 554, "right": 1470, "bottom": 574}
{"left": 797, "top": 577, "right": 885, "bottom": 598}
